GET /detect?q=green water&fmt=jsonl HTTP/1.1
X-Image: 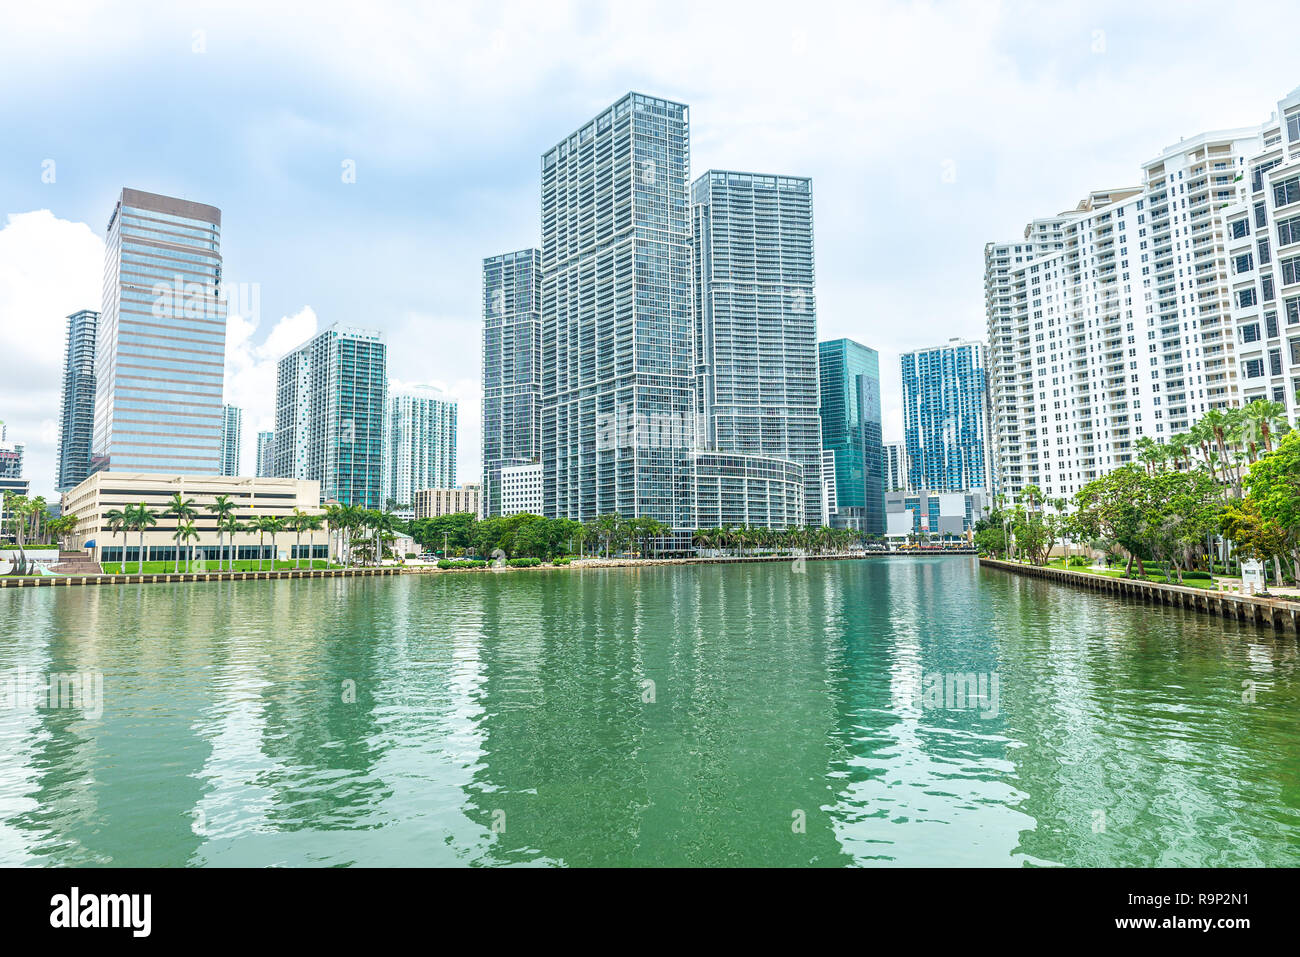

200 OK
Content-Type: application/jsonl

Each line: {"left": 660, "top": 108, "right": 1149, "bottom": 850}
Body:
{"left": 1, "top": 557, "right": 1297, "bottom": 867}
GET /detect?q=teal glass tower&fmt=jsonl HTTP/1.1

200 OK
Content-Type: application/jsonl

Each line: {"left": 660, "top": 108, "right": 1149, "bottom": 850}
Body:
{"left": 818, "top": 338, "right": 884, "bottom": 533}
{"left": 900, "top": 339, "right": 993, "bottom": 495}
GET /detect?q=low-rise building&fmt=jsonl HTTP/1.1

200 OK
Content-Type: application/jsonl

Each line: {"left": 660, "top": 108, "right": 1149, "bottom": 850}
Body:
{"left": 885, "top": 489, "right": 990, "bottom": 544}
{"left": 414, "top": 482, "right": 481, "bottom": 519}
{"left": 500, "top": 463, "right": 542, "bottom": 516}
{"left": 61, "top": 472, "right": 325, "bottom": 565}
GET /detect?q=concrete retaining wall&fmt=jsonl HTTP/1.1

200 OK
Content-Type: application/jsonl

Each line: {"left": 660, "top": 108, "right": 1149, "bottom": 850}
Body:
{"left": 980, "top": 557, "right": 1300, "bottom": 636}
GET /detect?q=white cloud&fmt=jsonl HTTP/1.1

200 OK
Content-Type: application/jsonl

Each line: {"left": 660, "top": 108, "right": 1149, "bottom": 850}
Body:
{"left": 0, "top": 210, "right": 102, "bottom": 499}
{"left": 223, "top": 304, "right": 318, "bottom": 474}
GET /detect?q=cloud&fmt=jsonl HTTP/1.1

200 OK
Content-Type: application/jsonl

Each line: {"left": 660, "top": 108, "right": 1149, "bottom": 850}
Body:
{"left": 0, "top": 210, "right": 103, "bottom": 498}
{"left": 223, "top": 304, "right": 319, "bottom": 474}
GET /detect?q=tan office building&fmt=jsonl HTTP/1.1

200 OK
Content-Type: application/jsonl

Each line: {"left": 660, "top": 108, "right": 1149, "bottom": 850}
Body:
{"left": 413, "top": 482, "right": 480, "bottom": 519}
{"left": 62, "top": 472, "right": 326, "bottom": 564}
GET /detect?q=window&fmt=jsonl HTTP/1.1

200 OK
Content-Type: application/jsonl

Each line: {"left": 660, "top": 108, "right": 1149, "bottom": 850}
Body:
{"left": 1243, "top": 358, "right": 1265, "bottom": 378}
{"left": 1277, "top": 214, "right": 1300, "bottom": 247}
{"left": 1234, "top": 252, "right": 1254, "bottom": 273}
{"left": 1241, "top": 323, "right": 1261, "bottom": 343}
{"left": 1283, "top": 255, "right": 1300, "bottom": 286}
{"left": 1264, "top": 275, "right": 1276, "bottom": 302}
{"left": 1267, "top": 312, "right": 1280, "bottom": 338}
{"left": 1230, "top": 218, "right": 1250, "bottom": 240}
{"left": 1287, "top": 297, "right": 1300, "bottom": 325}
{"left": 1270, "top": 349, "right": 1283, "bottom": 376}
{"left": 1289, "top": 112, "right": 1300, "bottom": 143}
{"left": 1259, "top": 237, "right": 1272, "bottom": 265}
{"left": 1237, "top": 287, "right": 1258, "bottom": 308}
{"left": 1275, "top": 176, "right": 1300, "bottom": 208}
{"left": 1255, "top": 202, "right": 1269, "bottom": 228}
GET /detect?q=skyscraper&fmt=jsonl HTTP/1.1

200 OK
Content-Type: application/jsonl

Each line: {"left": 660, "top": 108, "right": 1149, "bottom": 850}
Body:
{"left": 56, "top": 309, "right": 98, "bottom": 492}
{"left": 255, "top": 430, "right": 275, "bottom": 477}
{"left": 92, "top": 188, "right": 226, "bottom": 474}
{"left": 0, "top": 421, "right": 23, "bottom": 479}
{"left": 986, "top": 124, "right": 1262, "bottom": 499}
{"left": 384, "top": 384, "right": 456, "bottom": 512}
{"left": 219, "top": 404, "right": 241, "bottom": 476}
{"left": 818, "top": 339, "right": 884, "bottom": 534}
{"left": 541, "top": 93, "right": 696, "bottom": 531}
{"left": 1223, "top": 87, "right": 1300, "bottom": 425}
{"left": 481, "top": 248, "right": 541, "bottom": 518}
{"left": 275, "top": 324, "right": 387, "bottom": 508}
{"left": 691, "top": 170, "right": 822, "bottom": 527}
{"left": 900, "top": 339, "right": 994, "bottom": 495}
{"left": 883, "top": 440, "right": 909, "bottom": 493}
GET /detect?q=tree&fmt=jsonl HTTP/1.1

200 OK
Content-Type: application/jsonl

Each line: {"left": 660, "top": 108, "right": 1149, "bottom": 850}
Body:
{"left": 208, "top": 494, "right": 237, "bottom": 571}
{"left": 1074, "top": 466, "right": 1155, "bottom": 577}
{"left": 126, "top": 502, "right": 158, "bottom": 573}
{"left": 103, "top": 507, "right": 127, "bottom": 569}
{"left": 173, "top": 520, "right": 199, "bottom": 573}
{"left": 265, "top": 515, "right": 286, "bottom": 568}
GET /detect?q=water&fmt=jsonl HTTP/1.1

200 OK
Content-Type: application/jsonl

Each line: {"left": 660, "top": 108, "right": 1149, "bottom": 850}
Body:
{"left": 1, "top": 557, "right": 1297, "bottom": 867}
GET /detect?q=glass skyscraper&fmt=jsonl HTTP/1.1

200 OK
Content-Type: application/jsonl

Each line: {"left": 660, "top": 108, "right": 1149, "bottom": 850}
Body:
{"left": 255, "top": 430, "right": 274, "bottom": 478}
{"left": 219, "top": 404, "right": 241, "bottom": 476}
{"left": 481, "top": 248, "right": 540, "bottom": 518}
{"left": 384, "top": 384, "right": 456, "bottom": 512}
{"left": 900, "top": 338, "right": 993, "bottom": 495}
{"left": 541, "top": 93, "right": 696, "bottom": 530}
{"left": 56, "top": 309, "right": 98, "bottom": 492}
{"left": 274, "top": 324, "right": 387, "bottom": 508}
{"left": 691, "top": 170, "right": 821, "bottom": 526}
{"left": 818, "top": 338, "right": 884, "bottom": 534}
{"left": 92, "top": 188, "right": 225, "bottom": 474}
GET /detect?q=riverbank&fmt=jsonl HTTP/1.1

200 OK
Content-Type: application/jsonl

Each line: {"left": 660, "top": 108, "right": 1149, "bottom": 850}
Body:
{"left": 980, "top": 557, "right": 1300, "bottom": 635}
{"left": 0, "top": 549, "right": 978, "bottom": 587}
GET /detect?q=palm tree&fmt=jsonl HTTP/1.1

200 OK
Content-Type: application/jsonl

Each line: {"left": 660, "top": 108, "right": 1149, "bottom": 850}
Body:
{"left": 1242, "top": 398, "right": 1289, "bottom": 455}
{"left": 103, "top": 507, "right": 127, "bottom": 570}
{"left": 254, "top": 515, "right": 271, "bottom": 570}
{"left": 207, "top": 494, "right": 237, "bottom": 571}
{"left": 172, "top": 520, "right": 199, "bottom": 573}
{"left": 126, "top": 503, "right": 158, "bottom": 573}
{"left": 301, "top": 514, "right": 324, "bottom": 568}
{"left": 290, "top": 508, "right": 310, "bottom": 569}
{"left": 265, "top": 515, "right": 286, "bottom": 569}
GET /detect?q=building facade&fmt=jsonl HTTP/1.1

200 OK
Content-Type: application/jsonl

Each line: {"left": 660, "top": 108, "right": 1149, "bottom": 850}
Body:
{"left": 0, "top": 421, "right": 22, "bottom": 481}
{"left": 1223, "top": 87, "right": 1300, "bottom": 424}
{"left": 883, "top": 440, "right": 909, "bottom": 493}
{"left": 986, "top": 126, "right": 1263, "bottom": 500}
{"left": 540, "top": 93, "right": 696, "bottom": 532}
{"left": 885, "top": 490, "right": 990, "bottom": 544}
{"left": 56, "top": 309, "right": 99, "bottom": 493}
{"left": 219, "top": 404, "right": 242, "bottom": 476}
{"left": 61, "top": 472, "right": 325, "bottom": 564}
{"left": 92, "top": 188, "right": 226, "bottom": 474}
{"left": 900, "top": 339, "right": 994, "bottom": 496}
{"left": 255, "top": 430, "right": 274, "bottom": 477}
{"left": 691, "top": 170, "right": 822, "bottom": 526}
{"left": 481, "top": 248, "right": 541, "bottom": 518}
{"left": 384, "top": 384, "right": 456, "bottom": 513}
{"left": 414, "top": 483, "right": 481, "bottom": 520}
{"left": 274, "top": 324, "right": 387, "bottom": 508}
{"left": 500, "top": 462, "right": 543, "bottom": 516}
{"left": 817, "top": 339, "right": 884, "bottom": 534}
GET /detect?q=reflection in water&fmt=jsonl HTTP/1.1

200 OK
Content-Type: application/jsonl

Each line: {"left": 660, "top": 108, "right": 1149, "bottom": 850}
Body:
{"left": 1, "top": 558, "right": 1297, "bottom": 866}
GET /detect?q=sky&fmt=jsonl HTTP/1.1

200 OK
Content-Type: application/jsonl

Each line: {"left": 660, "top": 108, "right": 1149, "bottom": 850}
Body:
{"left": 2, "top": 0, "right": 1298, "bottom": 501}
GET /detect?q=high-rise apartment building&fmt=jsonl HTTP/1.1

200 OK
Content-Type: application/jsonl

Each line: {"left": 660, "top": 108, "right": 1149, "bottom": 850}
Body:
{"left": 384, "top": 384, "right": 456, "bottom": 512}
{"left": 883, "top": 440, "right": 909, "bottom": 492}
{"left": 900, "top": 339, "right": 994, "bottom": 495}
{"left": 255, "top": 430, "right": 275, "bottom": 477}
{"left": 481, "top": 248, "right": 541, "bottom": 518}
{"left": 56, "top": 309, "right": 99, "bottom": 492}
{"left": 92, "top": 188, "right": 226, "bottom": 474}
{"left": 540, "top": 93, "right": 696, "bottom": 531}
{"left": 1223, "top": 88, "right": 1300, "bottom": 424}
{"left": 0, "top": 421, "right": 23, "bottom": 480}
{"left": 219, "top": 404, "right": 241, "bottom": 476}
{"left": 817, "top": 339, "right": 884, "bottom": 533}
{"left": 691, "top": 170, "right": 821, "bottom": 527}
{"left": 986, "top": 125, "right": 1261, "bottom": 500}
{"left": 275, "top": 324, "right": 387, "bottom": 508}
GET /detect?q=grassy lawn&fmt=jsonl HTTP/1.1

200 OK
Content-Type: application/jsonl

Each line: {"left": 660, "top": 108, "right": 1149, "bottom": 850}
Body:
{"left": 1009, "top": 557, "right": 1224, "bottom": 587}
{"left": 101, "top": 560, "right": 338, "bottom": 574}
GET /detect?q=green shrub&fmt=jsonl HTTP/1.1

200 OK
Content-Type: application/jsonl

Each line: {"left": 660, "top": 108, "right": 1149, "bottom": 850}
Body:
{"left": 1067, "top": 556, "right": 1090, "bottom": 567}
{"left": 507, "top": 557, "right": 542, "bottom": 568}
{"left": 438, "top": 559, "right": 488, "bottom": 570}
{"left": 552, "top": 556, "right": 572, "bottom": 566}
